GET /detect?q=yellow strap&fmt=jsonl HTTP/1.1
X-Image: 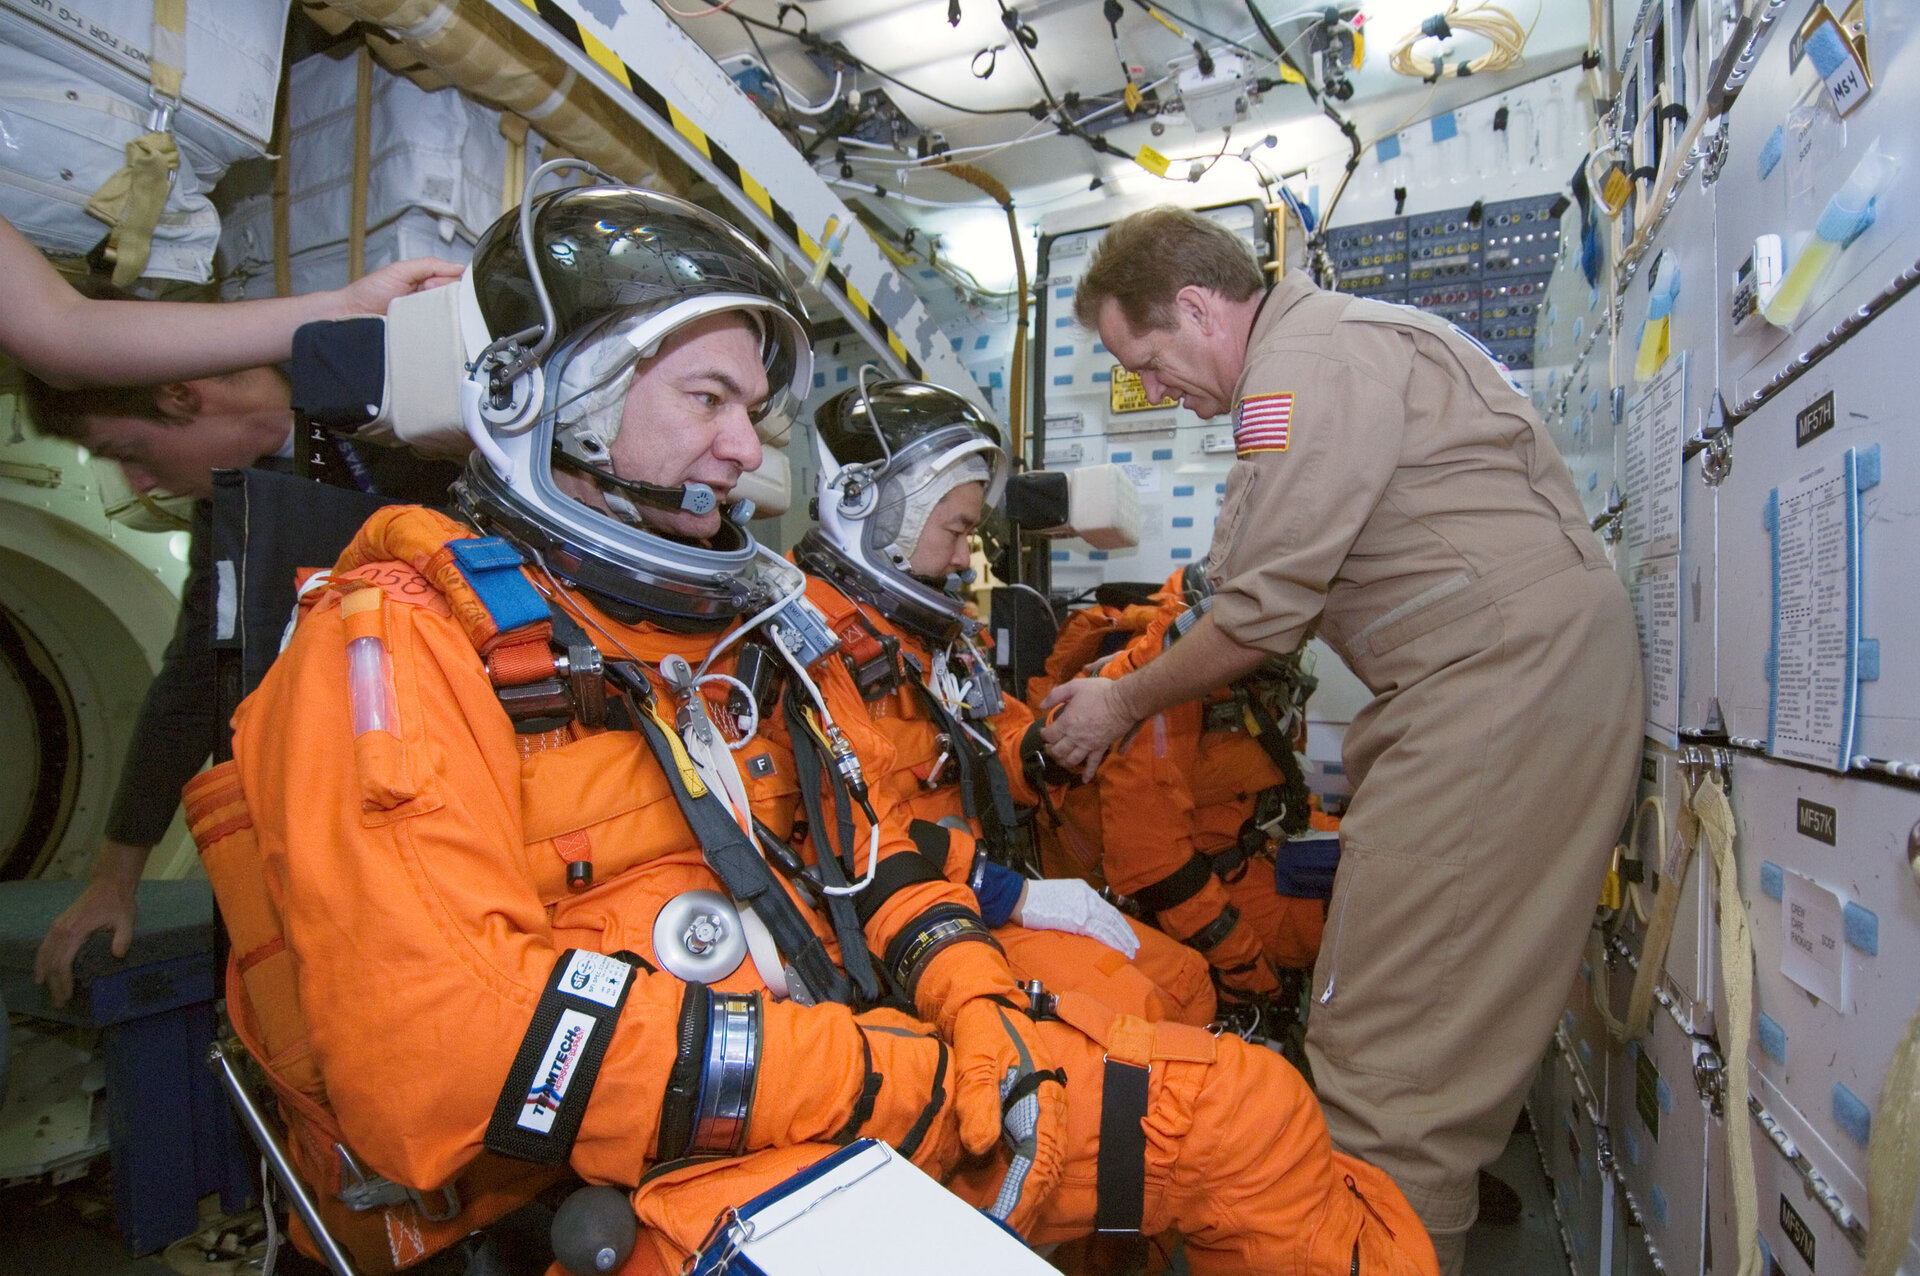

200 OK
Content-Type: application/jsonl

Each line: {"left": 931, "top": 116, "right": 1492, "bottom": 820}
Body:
{"left": 1865, "top": 1004, "right": 1920, "bottom": 1275}
{"left": 499, "top": 115, "right": 530, "bottom": 215}
{"left": 644, "top": 697, "right": 708, "bottom": 800}
{"left": 149, "top": 0, "right": 187, "bottom": 103}
{"left": 1599, "top": 794, "right": 1682, "bottom": 1043}
{"left": 83, "top": 131, "right": 178, "bottom": 285}
{"left": 1681, "top": 774, "right": 1761, "bottom": 1276}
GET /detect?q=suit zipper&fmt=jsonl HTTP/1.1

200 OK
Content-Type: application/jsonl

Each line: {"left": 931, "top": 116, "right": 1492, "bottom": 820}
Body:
{"left": 1346, "top": 1173, "right": 1396, "bottom": 1237}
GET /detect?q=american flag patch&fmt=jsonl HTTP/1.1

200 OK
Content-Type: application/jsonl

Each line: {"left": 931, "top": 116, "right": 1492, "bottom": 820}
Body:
{"left": 1233, "top": 392, "right": 1293, "bottom": 457}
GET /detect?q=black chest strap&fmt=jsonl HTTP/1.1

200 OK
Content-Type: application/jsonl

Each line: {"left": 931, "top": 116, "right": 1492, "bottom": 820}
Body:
{"left": 606, "top": 662, "right": 855, "bottom": 1008}
{"left": 780, "top": 686, "right": 884, "bottom": 1005}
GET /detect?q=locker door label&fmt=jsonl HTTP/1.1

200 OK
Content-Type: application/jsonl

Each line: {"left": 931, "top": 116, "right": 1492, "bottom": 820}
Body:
{"left": 1635, "top": 1050, "right": 1662, "bottom": 1141}
{"left": 1795, "top": 799, "right": 1837, "bottom": 844}
{"left": 1795, "top": 391, "right": 1835, "bottom": 448}
{"left": 1779, "top": 1194, "right": 1816, "bottom": 1269}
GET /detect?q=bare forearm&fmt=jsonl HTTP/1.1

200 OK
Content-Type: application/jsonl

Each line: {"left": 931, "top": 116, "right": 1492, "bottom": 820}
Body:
{"left": 1108, "top": 613, "right": 1268, "bottom": 723}
{"left": 14, "top": 292, "right": 346, "bottom": 389}
{"left": 89, "top": 839, "right": 153, "bottom": 888}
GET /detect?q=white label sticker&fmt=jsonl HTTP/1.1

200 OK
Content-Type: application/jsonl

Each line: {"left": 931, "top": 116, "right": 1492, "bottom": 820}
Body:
{"left": 1780, "top": 870, "right": 1846, "bottom": 1008}
{"left": 558, "top": 951, "right": 632, "bottom": 1009}
{"left": 517, "top": 1009, "right": 597, "bottom": 1134}
{"left": 1119, "top": 462, "right": 1160, "bottom": 492}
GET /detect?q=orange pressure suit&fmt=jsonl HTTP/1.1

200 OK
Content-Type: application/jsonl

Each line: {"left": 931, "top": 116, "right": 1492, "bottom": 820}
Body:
{"left": 768, "top": 572, "right": 1217, "bottom": 1029}
{"left": 1034, "top": 580, "right": 1329, "bottom": 998}
{"left": 191, "top": 506, "right": 1435, "bottom": 1276}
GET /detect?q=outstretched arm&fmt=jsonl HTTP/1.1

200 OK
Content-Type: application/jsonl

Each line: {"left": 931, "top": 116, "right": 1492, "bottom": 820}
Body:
{"left": 1040, "top": 612, "right": 1268, "bottom": 777}
{"left": 0, "top": 216, "right": 461, "bottom": 389}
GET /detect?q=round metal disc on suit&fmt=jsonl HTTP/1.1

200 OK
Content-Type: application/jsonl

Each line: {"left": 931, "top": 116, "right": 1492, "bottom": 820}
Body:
{"left": 651, "top": 889, "right": 749, "bottom": 983}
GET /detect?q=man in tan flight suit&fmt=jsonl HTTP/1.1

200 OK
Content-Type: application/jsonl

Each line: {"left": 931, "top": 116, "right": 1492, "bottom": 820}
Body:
{"left": 1041, "top": 206, "right": 1643, "bottom": 1274}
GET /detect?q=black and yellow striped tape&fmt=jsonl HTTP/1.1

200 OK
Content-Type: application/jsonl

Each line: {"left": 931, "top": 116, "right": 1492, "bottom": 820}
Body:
{"left": 523, "top": 0, "right": 926, "bottom": 379}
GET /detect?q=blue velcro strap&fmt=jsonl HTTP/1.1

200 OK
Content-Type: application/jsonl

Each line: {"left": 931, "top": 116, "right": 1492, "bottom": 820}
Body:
{"left": 447, "top": 537, "right": 550, "bottom": 634}
{"left": 973, "top": 861, "right": 1026, "bottom": 930}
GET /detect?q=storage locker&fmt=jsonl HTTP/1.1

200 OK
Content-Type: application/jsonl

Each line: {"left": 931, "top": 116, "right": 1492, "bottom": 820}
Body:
{"left": 1612, "top": 742, "right": 1722, "bottom": 1036}
{"left": 1714, "top": 0, "right": 1920, "bottom": 412}
{"left": 1716, "top": 291, "right": 1920, "bottom": 769}
{"left": 1728, "top": 751, "right": 1920, "bottom": 1211}
{"left": 1608, "top": 976, "right": 1719, "bottom": 1276}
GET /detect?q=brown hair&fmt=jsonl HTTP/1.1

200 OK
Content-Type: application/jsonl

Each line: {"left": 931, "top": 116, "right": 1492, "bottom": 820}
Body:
{"left": 1073, "top": 206, "right": 1264, "bottom": 332}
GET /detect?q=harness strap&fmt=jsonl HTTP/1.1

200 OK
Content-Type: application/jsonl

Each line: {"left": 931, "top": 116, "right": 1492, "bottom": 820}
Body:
{"left": 1131, "top": 851, "right": 1215, "bottom": 915}
{"left": 1095, "top": 1059, "right": 1149, "bottom": 1234}
{"left": 781, "top": 687, "right": 884, "bottom": 1005}
{"left": 908, "top": 675, "right": 1022, "bottom": 863}
{"left": 613, "top": 664, "right": 855, "bottom": 1008}
{"left": 852, "top": 841, "right": 950, "bottom": 928}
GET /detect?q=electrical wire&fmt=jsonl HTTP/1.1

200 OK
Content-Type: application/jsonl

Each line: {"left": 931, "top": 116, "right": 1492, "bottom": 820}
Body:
{"left": 695, "top": 672, "right": 761, "bottom": 746}
{"left": 691, "top": 0, "right": 1040, "bottom": 117}
{"left": 1387, "top": 0, "right": 1535, "bottom": 80}
{"left": 694, "top": 542, "right": 810, "bottom": 679}
{"left": 658, "top": 0, "right": 750, "bottom": 18}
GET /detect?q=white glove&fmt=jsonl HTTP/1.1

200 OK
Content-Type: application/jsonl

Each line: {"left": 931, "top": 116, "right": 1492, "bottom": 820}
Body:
{"left": 1010, "top": 879, "right": 1141, "bottom": 958}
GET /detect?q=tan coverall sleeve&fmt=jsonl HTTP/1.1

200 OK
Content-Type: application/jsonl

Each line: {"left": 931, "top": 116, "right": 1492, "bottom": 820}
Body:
{"left": 1206, "top": 349, "right": 1407, "bottom": 655}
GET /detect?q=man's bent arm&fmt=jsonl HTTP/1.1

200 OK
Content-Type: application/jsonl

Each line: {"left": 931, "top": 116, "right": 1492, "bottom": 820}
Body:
{"left": 1108, "top": 611, "right": 1270, "bottom": 724}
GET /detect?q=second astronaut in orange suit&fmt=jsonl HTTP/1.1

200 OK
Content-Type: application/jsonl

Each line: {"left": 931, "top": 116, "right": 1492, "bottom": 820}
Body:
{"left": 196, "top": 187, "right": 1436, "bottom": 1275}
{"left": 1034, "top": 570, "right": 1337, "bottom": 1005}
{"left": 764, "top": 378, "right": 1215, "bottom": 1028}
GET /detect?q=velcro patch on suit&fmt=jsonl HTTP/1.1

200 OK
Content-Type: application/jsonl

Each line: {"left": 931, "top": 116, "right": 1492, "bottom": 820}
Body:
{"left": 485, "top": 950, "right": 638, "bottom": 1164}
{"left": 1233, "top": 393, "right": 1293, "bottom": 457}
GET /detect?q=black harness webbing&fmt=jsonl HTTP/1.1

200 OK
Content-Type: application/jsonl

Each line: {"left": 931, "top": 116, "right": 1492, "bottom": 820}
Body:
{"left": 780, "top": 686, "right": 883, "bottom": 1005}
{"left": 1241, "top": 690, "right": 1312, "bottom": 839}
{"left": 1095, "top": 1058, "right": 1150, "bottom": 1233}
{"left": 1131, "top": 851, "right": 1216, "bottom": 916}
{"left": 906, "top": 674, "right": 1021, "bottom": 865}
{"left": 607, "top": 663, "right": 855, "bottom": 1008}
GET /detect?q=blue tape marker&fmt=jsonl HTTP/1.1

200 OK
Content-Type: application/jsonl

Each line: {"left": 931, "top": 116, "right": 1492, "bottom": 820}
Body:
{"left": 1054, "top": 345, "right": 1074, "bottom": 358}
{"left": 989, "top": 371, "right": 1004, "bottom": 388}
{"left": 1111, "top": 451, "right": 1132, "bottom": 462}
{"left": 836, "top": 366, "right": 849, "bottom": 382}
{"left": 1376, "top": 135, "right": 1401, "bottom": 163}
{"left": 1053, "top": 374, "right": 1074, "bottom": 386}
{"left": 1758, "top": 1012, "right": 1787, "bottom": 1064}
{"left": 1151, "top": 448, "right": 1173, "bottom": 460}
{"left": 813, "top": 372, "right": 826, "bottom": 388}
{"left": 1623, "top": 1127, "right": 1640, "bottom": 1165}
{"left": 975, "top": 335, "right": 991, "bottom": 350}
{"left": 1088, "top": 550, "right": 1109, "bottom": 561}
{"left": 1055, "top": 286, "right": 1073, "bottom": 300}
{"left": 1172, "top": 516, "right": 1194, "bottom": 528}
{"left": 1761, "top": 861, "right": 1785, "bottom": 900}
{"left": 1092, "top": 371, "right": 1111, "bottom": 382}
{"left": 1858, "top": 639, "right": 1880, "bottom": 681}
{"left": 1215, "top": 483, "right": 1227, "bottom": 494}
{"left": 1650, "top": 1185, "right": 1668, "bottom": 1228}
{"left": 1832, "top": 1084, "right": 1872, "bottom": 1145}
{"left": 1055, "top": 316, "right": 1072, "bottom": 328}
{"left": 1759, "top": 125, "right": 1785, "bottom": 180}
{"left": 950, "top": 337, "right": 964, "bottom": 352}
{"left": 1843, "top": 902, "right": 1878, "bottom": 955}
{"left": 1050, "top": 550, "right": 1071, "bottom": 562}
{"left": 1171, "top": 548, "right": 1193, "bottom": 560}
{"left": 1172, "top": 485, "right": 1195, "bottom": 497}
{"left": 1656, "top": 1076, "right": 1672, "bottom": 1114}
{"left": 1430, "top": 111, "right": 1459, "bottom": 143}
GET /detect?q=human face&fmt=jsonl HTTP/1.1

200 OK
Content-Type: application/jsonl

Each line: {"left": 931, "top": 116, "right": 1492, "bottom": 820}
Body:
{"left": 908, "top": 481, "right": 986, "bottom": 580}
{"left": 1096, "top": 294, "right": 1232, "bottom": 421}
{"left": 604, "top": 313, "right": 769, "bottom": 540}
{"left": 82, "top": 405, "right": 273, "bottom": 501}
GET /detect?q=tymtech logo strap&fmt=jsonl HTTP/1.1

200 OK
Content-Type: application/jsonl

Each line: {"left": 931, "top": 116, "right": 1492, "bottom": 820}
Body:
{"left": 1233, "top": 393, "right": 1293, "bottom": 457}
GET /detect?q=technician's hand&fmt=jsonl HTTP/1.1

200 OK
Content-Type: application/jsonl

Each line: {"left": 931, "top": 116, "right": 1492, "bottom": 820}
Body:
{"left": 336, "top": 257, "right": 465, "bottom": 316}
{"left": 1039, "top": 677, "right": 1131, "bottom": 781}
{"left": 33, "top": 842, "right": 143, "bottom": 1008}
{"left": 1011, "top": 880, "right": 1141, "bottom": 958}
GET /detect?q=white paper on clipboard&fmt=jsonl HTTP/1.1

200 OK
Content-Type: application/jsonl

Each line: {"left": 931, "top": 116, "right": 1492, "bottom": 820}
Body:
{"left": 713, "top": 1141, "right": 1056, "bottom": 1275}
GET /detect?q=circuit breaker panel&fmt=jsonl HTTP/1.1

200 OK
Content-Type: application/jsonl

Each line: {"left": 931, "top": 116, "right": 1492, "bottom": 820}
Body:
{"left": 1331, "top": 192, "right": 1562, "bottom": 369}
